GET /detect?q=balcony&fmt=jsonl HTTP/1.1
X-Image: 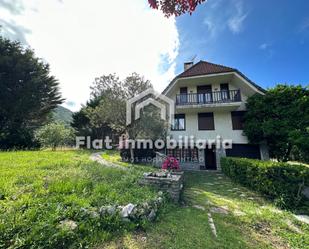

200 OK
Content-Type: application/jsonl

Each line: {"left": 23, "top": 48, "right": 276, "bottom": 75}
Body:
{"left": 176, "top": 89, "right": 241, "bottom": 106}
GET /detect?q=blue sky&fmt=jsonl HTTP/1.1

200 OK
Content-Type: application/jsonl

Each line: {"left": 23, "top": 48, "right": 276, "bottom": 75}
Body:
{"left": 174, "top": 0, "right": 309, "bottom": 89}
{"left": 0, "top": 0, "right": 308, "bottom": 110}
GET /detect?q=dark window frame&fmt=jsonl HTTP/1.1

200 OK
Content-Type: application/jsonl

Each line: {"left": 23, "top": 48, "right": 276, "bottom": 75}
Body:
{"left": 167, "top": 147, "right": 199, "bottom": 162}
{"left": 171, "top": 114, "right": 186, "bottom": 131}
{"left": 231, "top": 111, "right": 246, "bottom": 130}
{"left": 198, "top": 112, "right": 215, "bottom": 130}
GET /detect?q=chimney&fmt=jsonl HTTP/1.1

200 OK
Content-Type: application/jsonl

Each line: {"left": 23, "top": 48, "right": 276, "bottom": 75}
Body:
{"left": 184, "top": 62, "right": 193, "bottom": 71}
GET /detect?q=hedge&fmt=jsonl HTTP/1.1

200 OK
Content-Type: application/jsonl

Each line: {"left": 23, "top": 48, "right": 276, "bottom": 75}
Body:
{"left": 221, "top": 157, "right": 309, "bottom": 209}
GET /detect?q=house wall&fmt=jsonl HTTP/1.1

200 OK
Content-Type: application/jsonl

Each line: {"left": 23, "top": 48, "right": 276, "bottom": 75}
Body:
{"left": 169, "top": 111, "right": 248, "bottom": 143}
{"left": 164, "top": 72, "right": 268, "bottom": 170}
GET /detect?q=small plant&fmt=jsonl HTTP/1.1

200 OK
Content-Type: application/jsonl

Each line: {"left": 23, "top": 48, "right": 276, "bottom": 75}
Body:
{"left": 162, "top": 156, "right": 180, "bottom": 171}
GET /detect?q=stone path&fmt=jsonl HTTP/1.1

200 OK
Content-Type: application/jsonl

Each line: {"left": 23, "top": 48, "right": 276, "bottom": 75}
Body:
{"left": 294, "top": 214, "right": 309, "bottom": 225}
{"left": 89, "top": 152, "right": 127, "bottom": 170}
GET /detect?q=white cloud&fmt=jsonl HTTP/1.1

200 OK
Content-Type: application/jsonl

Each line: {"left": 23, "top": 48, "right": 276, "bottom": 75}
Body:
{"left": 0, "top": 0, "right": 179, "bottom": 111}
{"left": 259, "top": 43, "right": 269, "bottom": 50}
{"left": 202, "top": 0, "right": 248, "bottom": 42}
{"left": 227, "top": 0, "right": 248, "bottom": 34}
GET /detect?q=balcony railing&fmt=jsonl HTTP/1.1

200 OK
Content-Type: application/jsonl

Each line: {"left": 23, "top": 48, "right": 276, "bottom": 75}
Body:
{"left": 176, "top": 89, "right": 241, "bottom": 106}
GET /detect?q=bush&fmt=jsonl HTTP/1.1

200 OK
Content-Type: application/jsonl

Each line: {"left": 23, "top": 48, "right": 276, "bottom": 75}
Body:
{"left": 35, "top": 122, "right": 75, "bottom": 149}
{"left": 221, "top": 157, "right": 309, "bottom": 209}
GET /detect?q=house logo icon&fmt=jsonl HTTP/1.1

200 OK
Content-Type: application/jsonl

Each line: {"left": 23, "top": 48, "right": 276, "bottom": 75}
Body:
{"left": 126, "top": 88, "right": 175, "bottom": 126}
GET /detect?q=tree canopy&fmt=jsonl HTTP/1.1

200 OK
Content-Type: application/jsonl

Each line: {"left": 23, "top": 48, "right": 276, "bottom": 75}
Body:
{"left": 72, "top": 73, "right": 167, "bottom": 152}
{"left": 244, "top": 85, "right": 309, "bottom": 162}
{"left": 148, "top": 0, "right": 206, "bottom": 17}
{"left": 0, "top": 35, "right": 63, "bottom": 149}
{"left": 35, "top": 122, "right": 75, "bottom": 150}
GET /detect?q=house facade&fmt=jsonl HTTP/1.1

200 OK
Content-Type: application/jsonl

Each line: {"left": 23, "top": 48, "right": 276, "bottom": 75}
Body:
{"left": 162, "top": 61, "right": 269, "bottom": 170}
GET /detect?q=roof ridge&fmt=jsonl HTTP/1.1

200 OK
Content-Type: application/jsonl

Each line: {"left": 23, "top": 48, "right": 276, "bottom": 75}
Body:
{"left": 199, "top": 60, "right": 236, "bottom": 70}
{"left": 162, "top": 60, "right": 266, "bottom": 95}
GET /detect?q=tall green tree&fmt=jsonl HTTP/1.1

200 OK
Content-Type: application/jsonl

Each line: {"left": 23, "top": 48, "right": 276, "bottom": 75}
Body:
{"left": 82, "top": 73, "right": 166, "bottom": 159}
{"left": 0, "top": 35, "right": 63, "bottom": 149}
{"left": 244, "top": 85, "right": 309, "bottom": 162}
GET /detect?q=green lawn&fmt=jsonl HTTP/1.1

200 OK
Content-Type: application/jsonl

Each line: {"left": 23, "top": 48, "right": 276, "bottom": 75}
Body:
{"left": 1, "top": 150, "right": 308, "bottom": 249}
{"left": 0, "top": 150, "right": 157, "bottom": 248}
{"left": 102, "top": 151, "right": 309, "bottom": 249}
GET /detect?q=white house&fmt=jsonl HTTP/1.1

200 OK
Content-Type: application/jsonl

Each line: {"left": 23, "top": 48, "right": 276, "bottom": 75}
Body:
{"left": 162, "top": 60, "right": 269, "bottom": 170}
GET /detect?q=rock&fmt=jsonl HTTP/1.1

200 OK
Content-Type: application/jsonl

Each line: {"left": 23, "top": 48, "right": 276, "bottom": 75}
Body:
{"left": 156, "top": 197, "right": 163, "bottom": 204}
{"left": 210, "top": 206, "right": 229, "bottom": 214}
{"left": 294, "top": 215, "right": 309, "bottom": 225}
{"left": 286, "top": 219, "right": 303, "bottom": 234}
{"left": 193, "top": 205, "right": 205, "bottom": 211}
{"left": 89, "top": 210, "right": 99, "bottom": 218}
{"left": 148, "top": 209, "right": 156, "bottom": 221}
{"left": 80, "top": 207, "right": 99, "bottom": 218}
{"left": 59, "top": 220, "right": 78, "bottom": 230}
{"left": 121, "top": 203, "right": 135, "bottom": 218}
{"left": 158, "top": 191, "right": 163, "bottom": 197}
{"left": 208, "top": 213, "right": 217, "bottom": 237}
{"left": 106, "top": 205, "right": 117, "bottom": 215}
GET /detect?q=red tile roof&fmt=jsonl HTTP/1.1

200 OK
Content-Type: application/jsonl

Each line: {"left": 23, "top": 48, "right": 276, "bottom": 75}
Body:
{"left": 178, "top": 60, "right": 235, "bottom": 78}
{"left": 162, "top": 60, "right": 266, "bottom": 94}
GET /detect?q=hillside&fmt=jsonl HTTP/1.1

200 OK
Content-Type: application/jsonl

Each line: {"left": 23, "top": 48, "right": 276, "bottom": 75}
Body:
{"left": 52, "top": 106, "right": 73, "bottom": 125}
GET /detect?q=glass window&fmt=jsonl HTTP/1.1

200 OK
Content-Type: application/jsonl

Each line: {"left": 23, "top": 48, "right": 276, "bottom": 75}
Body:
{"left": 171, "top": 114, "right": 186, "bottom": 130}
{"left": 231, "top": 111, "right": 246, "bottom": 130}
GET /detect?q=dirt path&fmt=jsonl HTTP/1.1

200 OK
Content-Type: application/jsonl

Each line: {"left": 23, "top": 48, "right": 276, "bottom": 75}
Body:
{"left": 89, "top": 152, "right": 127, "bottom": 170}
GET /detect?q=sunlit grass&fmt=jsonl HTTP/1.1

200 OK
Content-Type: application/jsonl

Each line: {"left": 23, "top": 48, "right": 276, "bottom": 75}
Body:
{"left": 0, "top": 150, "right": 157, "bottom": 248}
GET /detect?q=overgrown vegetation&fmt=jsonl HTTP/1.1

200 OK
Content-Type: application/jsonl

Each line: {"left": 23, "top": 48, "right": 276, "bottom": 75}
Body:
{"left": 244, "top": 85, "right": 309, "bottom": 162}
{"left": 0, "top": 151, "right": 157, "bottom": 248}
{"left": 221, "top": 157, "right": 309, "bottom": 209}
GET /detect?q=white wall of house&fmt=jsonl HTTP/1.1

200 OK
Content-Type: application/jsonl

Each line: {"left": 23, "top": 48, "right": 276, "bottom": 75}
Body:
{"left": 163, "top": 70, "right": 267, "bottom": 170}
{"left": 169, "top": 111, "right": 249, "bottom": 144}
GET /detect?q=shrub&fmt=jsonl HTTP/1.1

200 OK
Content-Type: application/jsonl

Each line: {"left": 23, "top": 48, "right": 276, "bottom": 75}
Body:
{"left": 35, "top": 122, "right": 75, "bottom": 149}
{"left": 221, "top": 157, "right": 309, "bottom": 209}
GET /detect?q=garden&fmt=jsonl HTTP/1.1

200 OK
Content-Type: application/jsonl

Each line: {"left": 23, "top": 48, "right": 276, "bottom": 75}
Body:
{"left": 1, "top": 150, "right": 309, "bottom": 248}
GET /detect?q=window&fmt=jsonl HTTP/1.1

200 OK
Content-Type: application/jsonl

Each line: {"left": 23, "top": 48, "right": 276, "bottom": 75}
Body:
{"left": 198, "top": 112, "right": 215, "bottom": 130}
{"left": 225, "top": 144, "right": 261, "bottom": 159}
{"left": 179, "top": 87, "right": 188, "bottom": 104}
{"left": 220, "top": 83, "right": 230, "bottom": 100}
{"left": 231, "top": 111, "right": 246, "bottom": 130}
{"left": 172, "top": 114, "right": 185, "bottom": 131}
{"left": 167, "top": 147, "right": 198, "bottom": 162}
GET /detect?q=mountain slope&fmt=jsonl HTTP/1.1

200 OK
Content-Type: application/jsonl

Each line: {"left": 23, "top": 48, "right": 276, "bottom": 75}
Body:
{"left": 52, "top": 106, "right": 73, "bottom": 125}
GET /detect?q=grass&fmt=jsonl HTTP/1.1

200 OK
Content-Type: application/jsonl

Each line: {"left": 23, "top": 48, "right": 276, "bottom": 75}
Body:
{"left": 0, "top": 150, "right": 157, "bottom": 249}
{"left": 1, "top": 150, "right": 308, "bottom": 248}
{"left": 102, "top": 153, "right": 309, "bottom": 249}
